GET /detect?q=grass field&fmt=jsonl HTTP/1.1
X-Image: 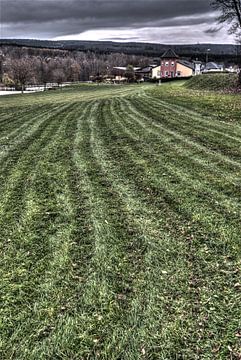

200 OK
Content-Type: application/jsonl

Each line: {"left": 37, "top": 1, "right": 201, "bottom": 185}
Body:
{"left": 185, "top": 73, "right": 239, "bottom": 92}
{"left": 0, "top": 82, "right": 241, "bottom": 359}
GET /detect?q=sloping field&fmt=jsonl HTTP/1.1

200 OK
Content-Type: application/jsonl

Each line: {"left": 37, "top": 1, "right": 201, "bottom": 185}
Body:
{"left": 185, "top": 73, "right": 239, "bottom": 92}
{"left": 0, "top": 83, "right": 241, "bottom": 359}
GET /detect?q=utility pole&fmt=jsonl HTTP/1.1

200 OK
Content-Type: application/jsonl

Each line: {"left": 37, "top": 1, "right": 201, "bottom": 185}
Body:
{"left": 0, "top": 51, "right": 4, "bottom": 82}
{"left": 206, "top": 48, "right": 210, "bottom": 64}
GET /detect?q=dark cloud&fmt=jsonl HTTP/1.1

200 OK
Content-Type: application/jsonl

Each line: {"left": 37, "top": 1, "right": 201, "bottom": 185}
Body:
{"left": 2, "top": 0, "right": 212, "bottom": 24}
{"left": 102, "top": 37, "right": 141, "bottom": 41}
{"left": 204, "top": 26, "right": 222, "bottom": 34}
{"left": 0, "top": 0, "right": 234, "bottom": 43}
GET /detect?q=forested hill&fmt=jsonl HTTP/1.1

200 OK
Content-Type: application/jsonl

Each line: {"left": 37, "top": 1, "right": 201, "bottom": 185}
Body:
{"left": 1, "top": 38, "right": 240, "bottom": 62}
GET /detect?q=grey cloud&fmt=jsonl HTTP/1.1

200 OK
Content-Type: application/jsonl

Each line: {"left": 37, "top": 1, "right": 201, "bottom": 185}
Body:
{"left": 1, "top": 0, "right": 214, "bottom": 38}
{"left": 2, "top": 13, "right": 216, "bottom": 38}
{"left": 102, "top": 37, "right": 141, "bottom": 41}
{"left": 204, "top": 26, "right": 222, "bottom": 34}
{"left": 2, "top": 0, "right": 212, "bottom": 23}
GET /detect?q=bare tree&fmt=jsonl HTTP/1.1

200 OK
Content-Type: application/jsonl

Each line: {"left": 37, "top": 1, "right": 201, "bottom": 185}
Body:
{"left": 2, "top": 73, "right": 14, "bottom": 88}
{"left": 0, "top": 51, "right": 4, "bottom": 82}
{"left": 61, "top": 58, "right": 81, "bottom": 82}
{"left": 212, "top": 0, "right": 241, "bottom": 37}
{"left": 212, "top": 0, "right": 241, "bottom": 84}
{"left": 52, "top": 68, "right": 66, "bottom": 87}
{"left": 1, "top": 45, "right": 151, "bottom": 86}
{"left": 6, "top": 57, "right": 33, "bottom": 93}
{"left": 125, "top": 65, "right": 136, "bottom": 82}
{"left": 36, "top": 57, "right": 53, "bottom": 90}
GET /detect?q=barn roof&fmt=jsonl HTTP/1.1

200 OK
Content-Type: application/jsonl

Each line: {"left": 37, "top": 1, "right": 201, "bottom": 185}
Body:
{"left": 135, "top": 66, "right": 153, "bottom": 73}
{"left": 205, "top": 62, "right": 222, "bottom": 70}
{"left": 113, "top": 66, "right": 141, "bottom": 71}
{"left": 177, "top": 60, "right": 194, "bottom": 70}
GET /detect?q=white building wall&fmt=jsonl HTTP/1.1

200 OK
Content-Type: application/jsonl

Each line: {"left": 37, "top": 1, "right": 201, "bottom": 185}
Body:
{"left": 152, "top": 66, "right": 161, "bottom": 79}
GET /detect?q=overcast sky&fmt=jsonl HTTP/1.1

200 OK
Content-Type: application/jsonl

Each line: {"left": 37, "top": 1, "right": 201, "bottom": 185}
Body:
{"left": 1, "top": 0, "right": 235, "bottom": 44}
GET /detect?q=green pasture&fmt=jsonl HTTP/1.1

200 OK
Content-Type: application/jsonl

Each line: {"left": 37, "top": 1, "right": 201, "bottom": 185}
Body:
{"left": 0, "top": 82, "right": 240, "bottom": 359}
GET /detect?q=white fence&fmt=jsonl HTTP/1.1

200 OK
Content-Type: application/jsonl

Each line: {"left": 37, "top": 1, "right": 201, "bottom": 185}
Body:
{"left": 0, "top": 81, "right": 91, "bottom": 92}
{"left": 0, "top": 81, "right": 96, "bottom": 95}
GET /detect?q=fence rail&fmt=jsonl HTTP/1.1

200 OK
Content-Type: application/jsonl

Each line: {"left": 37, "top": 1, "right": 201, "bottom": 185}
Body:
{"left": 0, "top": 81, "right": 92, "bottom": 92}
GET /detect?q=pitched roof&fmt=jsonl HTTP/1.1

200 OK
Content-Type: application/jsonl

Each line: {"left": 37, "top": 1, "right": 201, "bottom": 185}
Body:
{"left": 135, "top": 66, "right": 153, "bottom": 73}
{"left": 205, "top": 62, "right": 222, "bottom": 70}
{"left": 161, "top": 48, "right": 179, "bottom": 59}
{"left": 113, "top": 66, "right": 141, "bottom": 71}
{"left": 151, "top": 65, "right": 161, "bottom": 70}
{"left": 177, "top": 60, "right": 194, "bottom": 70}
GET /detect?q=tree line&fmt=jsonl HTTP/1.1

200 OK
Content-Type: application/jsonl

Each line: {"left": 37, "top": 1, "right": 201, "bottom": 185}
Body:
{"left": 0, "top": 46, "right": 150, "bottom": 91}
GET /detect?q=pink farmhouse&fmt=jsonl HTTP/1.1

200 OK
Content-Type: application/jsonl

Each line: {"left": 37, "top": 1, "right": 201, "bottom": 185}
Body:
{"left": 160, "top": 48, "right": 179, "bottom": 79}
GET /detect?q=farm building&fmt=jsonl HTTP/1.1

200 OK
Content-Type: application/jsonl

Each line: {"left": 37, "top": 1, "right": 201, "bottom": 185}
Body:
{"left": 176, "top": 60, "right": 194, "bottom": 78}
{"left": 152, "top": 65, "right": 161, "bottom": 79}
{"left": 96, "top": 49, "right": 226, "bottom": 83}
{"left": 176, "top": 60, "right": 202, "bottom": 77}
{"left": 160, "top": 48, "right": 179, "bottom": 78}
{"left": 112, "top": 66, "right": 142, "bottom": 82}
{"left": 151, "top": 48, "right": 223, "bottom": 79}
{"left": 134, "top": 66, "right": 153, "bottom": 80}
{"left": 202, "top": 62, "right": 224, "bottom": 73}
{"left": 152, "top": 48, "right": 196, "bottom": 79}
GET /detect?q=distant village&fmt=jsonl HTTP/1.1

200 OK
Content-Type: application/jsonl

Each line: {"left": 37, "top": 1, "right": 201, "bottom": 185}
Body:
{"left": 0, "top": 45, "right": 240, "bottom": 93}
{"left": 94, "top": 48, "right": 240, "bottom": 84}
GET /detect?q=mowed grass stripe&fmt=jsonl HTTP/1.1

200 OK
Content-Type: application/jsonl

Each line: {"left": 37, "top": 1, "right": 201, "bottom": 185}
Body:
{"left": 0, "top": 104, "right": 36, "bottom": 126}
{"left": 148, "top": 84, "right": 241, "bottom": 124}
{"left": 60, "top": 100, "right": 145, "bottom": 358}
{"left": 0, "top": 102, "right": 80, "bottom": 261}
{"left": 30, "top": 98, "right": 181, "bottom": 359}
{"left": 0, "top": 84, "right": 145, "bottom": 109}
{"left": 0, "top": 101, "right": 80, "bottom": 255}
{"left": 0, "top": 104, "right": 58, "bottom": 144}
{"left": 95, "top": 98, "right": 192, "bottom": 354}
{"left": 120, "top": 96, "right": 241, "bottom": 181}
{"left": 129, "top": 95, "right": 241, "bottom": 164}
{"left": 0, "top": 101, "right": 93, "bottom": 358}
{"left": 115, "top": 97, "right": 241, "bottom": 209}
{"left": 114, "top": 99, "right": 241, "bottom": 248}
{"left": 0, "top": 102, "right": 73, "bottom": 187}
{"left": 91, "top": 98, "right": 220, "bottom": 358}
{"left": 99, "top": 97, "right": 240, "bottom": 357}
{"left": 23, "top": 97, "right": 145, "bottom": 355}
{"left": 85, "top": 99, "right": 196, "bottom": 358}
{"left": 143, "top": 91, "right": 241, "bottom": 140}
{"left": 48, "top": 97, "right": 190, "bottom": 358}
{"left": 14, "top": 100, "right": 126, "bottom": 359}
{"left": 0, "top": 103, "right": 50, "bottom": 136}
{"left": 1, "top": 83, "right": 240, "bottom": 359}
{"left": 105, "top": 97, "right": 240, "bottom": 248}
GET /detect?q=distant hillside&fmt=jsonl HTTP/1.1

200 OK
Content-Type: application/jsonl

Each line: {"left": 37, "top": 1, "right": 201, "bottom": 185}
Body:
{"left": 185, "top": 73, "right": 239, "bottom": 91}
{"left": 1, "top": 39, "right": 240, "bottom": 63}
